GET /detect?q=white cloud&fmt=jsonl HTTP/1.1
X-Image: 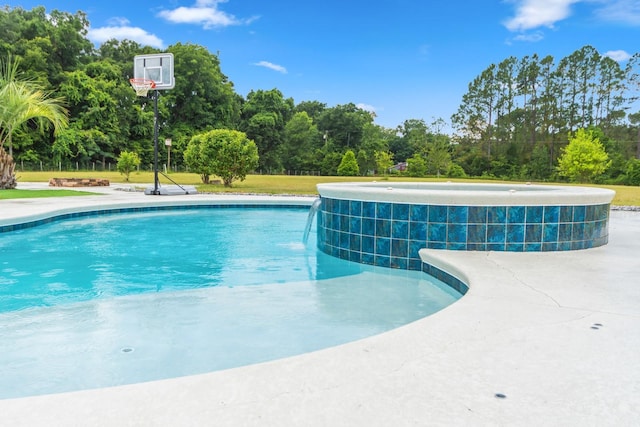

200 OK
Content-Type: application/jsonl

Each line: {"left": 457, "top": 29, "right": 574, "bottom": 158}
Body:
{"left": 505, "top": 0, "right": 640, "bottom": 32}
{"left": 604, "top": 49, "right": 632, "bottom": 62}
{"left": 594, "top": 0, "right": 640, "bottom": 25}
{"left": 106, "top": 17, "right": 129, "bottom": 26}
{"left": 88, "top": 19, "right": 164, "bottom": 48}
{"left": 157, "top": 0, "right": 258, "bottom": 29}
{"left": 254, "top": 61, "right": 287, "bottom": 74}
{"left": 504, "top": 0, "right": 580, "bottom": 31}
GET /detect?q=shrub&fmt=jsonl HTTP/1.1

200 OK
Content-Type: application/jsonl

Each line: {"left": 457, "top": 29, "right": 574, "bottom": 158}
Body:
{"left": 337, "top": 150, "right": 359, "bottom": 176}
{"left": 184, "top": 129, "right": 258, "bottom": 187}
{"left": 407, "top": 154, "right": 427, "bottom": 177}
{"left": 447, "top": 163, "right": 467, "bottom": 178}
{"left": 116, "top": 151, "right": 140, "bottom": 182}
{"left": 557, "top": 128, "right": 611, "bottom": 183}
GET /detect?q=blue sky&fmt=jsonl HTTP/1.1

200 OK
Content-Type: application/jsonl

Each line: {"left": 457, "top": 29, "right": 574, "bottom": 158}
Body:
{"left": 10, "top": 0, "right": 640, "bottom": 131}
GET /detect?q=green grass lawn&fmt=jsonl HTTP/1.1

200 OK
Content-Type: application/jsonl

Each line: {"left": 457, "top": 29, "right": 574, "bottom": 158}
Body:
{"left": 7, "top": 170, "right": 640, "bottom": 206}
{"left": 0, "top": 189, "right": 100, "bottom": 200}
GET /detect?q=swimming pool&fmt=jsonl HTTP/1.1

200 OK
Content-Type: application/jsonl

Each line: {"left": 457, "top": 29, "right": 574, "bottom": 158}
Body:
{"left": 0, "top": 206, "right": 462, "bottom": 399}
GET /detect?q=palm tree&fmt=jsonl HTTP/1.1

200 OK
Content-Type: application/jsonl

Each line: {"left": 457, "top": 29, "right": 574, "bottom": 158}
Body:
{"left": 0, "top": 56, "right": 68, "bottom": 189}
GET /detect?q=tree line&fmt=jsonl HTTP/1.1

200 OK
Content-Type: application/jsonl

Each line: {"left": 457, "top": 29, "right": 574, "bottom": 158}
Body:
{"left": 1, "top": 5, "right": 640, "bottom": 186}
{"left": 452, "top": 45, "right": 640, "bottom": 184}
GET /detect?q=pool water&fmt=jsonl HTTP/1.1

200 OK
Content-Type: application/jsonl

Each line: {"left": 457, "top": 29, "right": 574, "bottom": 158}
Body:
{"left": 0, "top": 207, "right": 462, "bottom": 399}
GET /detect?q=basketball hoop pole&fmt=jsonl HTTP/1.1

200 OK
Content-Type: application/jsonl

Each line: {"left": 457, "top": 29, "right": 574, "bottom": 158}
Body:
{"left": 152, "top": 89, "right": 160, "bottom": 195}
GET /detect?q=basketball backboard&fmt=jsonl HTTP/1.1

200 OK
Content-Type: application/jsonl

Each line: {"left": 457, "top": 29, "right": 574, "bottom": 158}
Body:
{"left": 133, "top": 53, "right": 175, "bottom": 90}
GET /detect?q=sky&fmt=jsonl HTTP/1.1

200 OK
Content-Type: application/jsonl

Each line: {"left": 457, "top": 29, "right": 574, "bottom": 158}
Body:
{"left": 9, "top": 0, "right": 640, "bottom": 132}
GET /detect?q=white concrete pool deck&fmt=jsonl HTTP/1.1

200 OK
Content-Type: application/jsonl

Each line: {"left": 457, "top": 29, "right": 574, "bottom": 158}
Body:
{"left": 1, "top": 183, "right": 639, "bottom": 426}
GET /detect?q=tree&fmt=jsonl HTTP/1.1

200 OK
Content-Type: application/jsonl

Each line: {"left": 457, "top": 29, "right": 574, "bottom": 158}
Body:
{"left": 407, "top": 154, "right": 427, "bottom": 177}
{"left": 388, "top": 133, "right": 412, "bottom": 163}
{"left": 399, "top": 119, "right": 429, "bottom": 155}
{"left": 452, "top": 64, "right": 499, "bottom": 157}
{"left": 167, "top": 43, "right": 241, "bottom": 132}
{"left": 282, "top": 111, "right": 319, "bottom": 172}
{"left": 184, "top": 129, "right": 258, "bottom": 187}
{"left": 357, "top": 123, "right": 391, "bottom": 175}
{"left": 241, "top": 89, "right": 294, "bottom": 172}
{"left": 58, "top": 64, "right": 125, "bottom": 165}
{"left": 319, "top": 151, "right": 343, "bottom": 176}
{"left": 426, "top": 138, "right": 452, "bottom": 177}
{"left": 0, "top": 7, "right": 93, "bottom": 85}
{"left": 53, "top": 126, "right": 107, "bottom": 167}
{"left": 451, "top": 45, "right": 640, "bottom": 181}
{"left": 629, "top": 111, "right": 640, "bottom": 160}
{"left": 317, "top": 103, "right": 373, "bottom": 152}
{"left": 294, "top": 100, "right": 326, "bottom": 122}
{"left": 116, "top": 151, "right": 140, "bottom": 181}
{"left": 557, "top": 128, "right": 611, "bottom": 183}
{"left": 0, "top": 56, "right": 67, "bottom": 188}
{"left": 374, "top": 150, "right": 394, "bottom": 175}
{"left": 337, "top": 150, "right": 359, "bottom": 176}
{"left": 624, "top": 158, "right": 640, "bottom": 185}
{"left": 527, "top": 143, "right": 552, "bottom": 180}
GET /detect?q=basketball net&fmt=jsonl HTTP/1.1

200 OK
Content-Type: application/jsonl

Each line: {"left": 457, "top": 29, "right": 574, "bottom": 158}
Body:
{"left": 130, "top": 78, "right": 156, "bottom": 97}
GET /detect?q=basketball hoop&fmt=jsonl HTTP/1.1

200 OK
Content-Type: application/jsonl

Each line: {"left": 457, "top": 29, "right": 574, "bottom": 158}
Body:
{"left": 129, "top": 78, "right": 156, "bottom": 97}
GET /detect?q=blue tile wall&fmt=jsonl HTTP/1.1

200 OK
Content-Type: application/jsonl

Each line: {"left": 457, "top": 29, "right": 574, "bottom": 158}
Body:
{"left": 421, "top": 263, "right": 469, "bottom": 295}
{"left": 318, "top": 197, "right": 611, "bottom": 281}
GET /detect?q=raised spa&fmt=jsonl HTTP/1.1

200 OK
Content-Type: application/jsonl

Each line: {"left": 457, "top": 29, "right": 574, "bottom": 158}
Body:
{"left": 316, "top": 182, "right": 615, "bottom": 270}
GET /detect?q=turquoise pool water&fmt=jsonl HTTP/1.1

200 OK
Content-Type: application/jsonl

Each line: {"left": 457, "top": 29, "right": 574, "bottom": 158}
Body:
{"left": 0, "top": 207, "right": 462, "bottom": 399}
